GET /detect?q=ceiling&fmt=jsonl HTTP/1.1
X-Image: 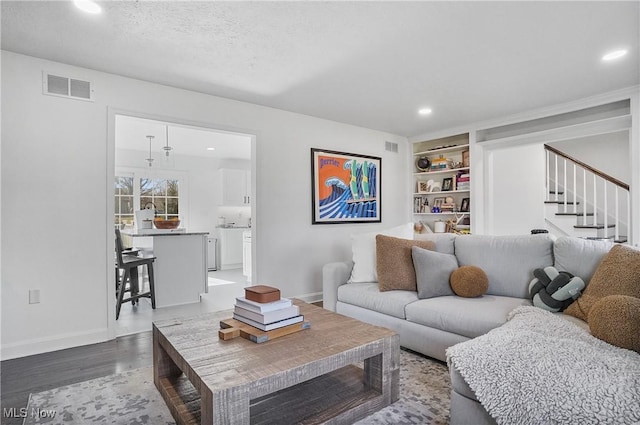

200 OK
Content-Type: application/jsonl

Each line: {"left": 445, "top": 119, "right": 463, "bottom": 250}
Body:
{"left": 2, "top": 1, "right": 639, "bottom": 137}
{"left": 115, "top": 115, "right": 252, "bottom": 160}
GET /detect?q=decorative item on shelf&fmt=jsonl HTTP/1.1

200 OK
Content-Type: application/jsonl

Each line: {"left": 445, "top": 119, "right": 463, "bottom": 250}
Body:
{"left": 432, "top": 197, "right": 445, "bottom": 212}
{"left": 434, "top": 220, "right": 446, "bottom": 233}
{"left": 452, "top": 161, "right": 463, "bottom": 169}
{"left": 417, "top": 180, "right": 430, "bottom": 194}
{"left": 429, "top": 179, "right": 441, "bottom": 192}
{"left": 442, "top": 177, "right": 454, "bottom": 191}
{"left": 462, "top": 150, "right": 470, "bottom": 167}
{"left": 414, "top": 196, "right": 429, "bottom": 213}
{"left": 456, "top": 170, "right": 470, "bottom": 191}
{"left": 460, "top": 197, "right": 470, "bottom": 212}
{"left": 430, "top": 155, "right": 452, "bottom": 171}
{"left": 414, "top": 221, "right": 425, "bottom": 233}
{"left": 415, "top": 156, "right": 431, "bottom": 172}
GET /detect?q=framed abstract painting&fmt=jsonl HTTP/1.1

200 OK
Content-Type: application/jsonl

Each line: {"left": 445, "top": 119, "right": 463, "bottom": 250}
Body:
{"left": 311, "top": 148, "right": 381, "bottom": 224}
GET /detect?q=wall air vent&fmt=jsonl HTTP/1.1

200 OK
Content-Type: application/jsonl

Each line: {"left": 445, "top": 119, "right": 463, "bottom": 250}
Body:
{"left": 385, "top": 141, "right": 398, "bottom": 153}
{"left": 42, "top": 71, "right": 94, "bottom": 102}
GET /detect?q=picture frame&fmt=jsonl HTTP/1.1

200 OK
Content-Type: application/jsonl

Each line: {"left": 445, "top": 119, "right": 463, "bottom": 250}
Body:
{"left": 442, "top": 177, "right": 453, "bottom": 191}
{"left": 460, "top": 197, "right": 470, "bottom": 212}
{"left": 433, "top": 197, "right": 445, "bottom": 209}
{"left": 311, "top": 148, "right": 381, "bottom": 224}
{"left": 462, "top": 150, "right": 470, "bottom": 168}
{"left": 417, "top": 181, "right": 429, "bottom": 194}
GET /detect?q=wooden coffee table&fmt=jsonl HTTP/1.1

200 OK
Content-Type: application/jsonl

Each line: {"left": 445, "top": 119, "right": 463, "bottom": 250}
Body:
{"left": 153, "top": 300, "right": 399, "bottom": 425}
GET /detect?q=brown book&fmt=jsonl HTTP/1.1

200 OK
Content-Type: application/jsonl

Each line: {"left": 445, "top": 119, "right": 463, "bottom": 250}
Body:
{"left": 245, "top": 285, "right": 281, "bottom": 303}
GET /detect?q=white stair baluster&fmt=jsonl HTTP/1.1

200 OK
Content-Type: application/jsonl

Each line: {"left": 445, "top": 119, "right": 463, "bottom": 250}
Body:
{"left": 615, "top": 186, "right": 619, "bottom": 242}
{"left": 592, "top": 174, "right": 597, "bottom": 227}
{"left": 563, "top": 158, "right": 567, "bottom": 211}
{"left": 553, "top": 155, "right": 558, "bottom": 202}
{"left": 583, "top": 169, "right": 587, "bottom": 226}
{"left": 603, "top": 180, "right": 608, "bottom": 238}
{"left": 573, "top": 163, "right": 577, "bottom": 214}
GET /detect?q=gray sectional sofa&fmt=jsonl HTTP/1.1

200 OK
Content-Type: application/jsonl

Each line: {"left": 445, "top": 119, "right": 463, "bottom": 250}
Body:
{"left": 323, "top": 233, "right": 615, "bottom": 424}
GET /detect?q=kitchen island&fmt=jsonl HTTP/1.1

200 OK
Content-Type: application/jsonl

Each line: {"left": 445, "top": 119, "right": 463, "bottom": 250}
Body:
{"left": 122, "top": 230, "right": 208, "bottom": 308}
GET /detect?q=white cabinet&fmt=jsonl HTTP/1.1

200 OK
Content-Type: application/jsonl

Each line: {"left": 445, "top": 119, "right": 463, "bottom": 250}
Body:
{"left": 220, "top": 168, "right": 251, "bottom": 206}
{"left": 218, "top": 228, "right": 244, "bottom": 270}
{"left": 413, "top": 133, "right": 472, "bottom": 234}
{"left": 242, "top": 230, "right": 251, "bottom": 282}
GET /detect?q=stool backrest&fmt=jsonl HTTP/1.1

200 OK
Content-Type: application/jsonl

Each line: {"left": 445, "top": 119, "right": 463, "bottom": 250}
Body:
{"left": 115, "top": 228, "right": 126, "bottom": 268}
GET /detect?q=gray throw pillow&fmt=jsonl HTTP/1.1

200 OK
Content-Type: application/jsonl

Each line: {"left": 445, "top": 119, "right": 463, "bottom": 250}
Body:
{"left": 412, "top": 246, "right": 458, "bottom": 299}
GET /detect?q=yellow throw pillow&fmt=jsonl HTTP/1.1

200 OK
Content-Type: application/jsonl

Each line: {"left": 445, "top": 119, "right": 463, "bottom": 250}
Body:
{"left": 450, "top": 265, "right": 489, "bottom": 298}
{"left": 376, "top": 235, "right": 435, "bottom": 292}
{"left": 565, "top": 244, "right": 640, "bottom": 321}
{"left": 588, "top": 295, "right": 640, "bottom": 353}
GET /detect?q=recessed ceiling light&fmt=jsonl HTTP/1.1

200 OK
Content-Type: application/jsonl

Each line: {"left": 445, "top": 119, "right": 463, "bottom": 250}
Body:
{"left": 74, "top": 0, "right": 102, "bottom": 14}
{"left": 418, "top": 108, "right": 433, "bottom": 116}
{"left": 602, "top": 49, "right": 627, "bottom": 61}
{"left": 207, "top": 147, "right": 216, "bottom": 151}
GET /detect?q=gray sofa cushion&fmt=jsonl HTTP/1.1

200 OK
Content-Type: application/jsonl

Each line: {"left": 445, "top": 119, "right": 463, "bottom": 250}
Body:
{"left": 553, "top": 236, "right": 613, "bottom": 284}
{"left": 337, "top": 282, "right": 418, "bottom": 319}
{"left": 405, "top": 295, "right": 532, "bottom": 339}
{"left": 412, "top": 246, "right": 457, "bottom": 299}
{"left": 414, "top": 233, "right": 457, "bottom": 255}
{"left": 454, "top": 234, "right": 554, "bottom": 298}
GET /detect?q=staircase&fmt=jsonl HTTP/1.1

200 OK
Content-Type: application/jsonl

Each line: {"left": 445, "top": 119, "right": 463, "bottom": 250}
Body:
{"left": 544, "top": 144, "right": 630, "bottom": 243}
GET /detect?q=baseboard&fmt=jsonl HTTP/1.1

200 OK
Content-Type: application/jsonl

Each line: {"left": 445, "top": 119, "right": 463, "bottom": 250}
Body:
{"left": 1, "top": 327, "right": 110, "bottom": 361}
{"left": 294, "top": 291, "right": 323, "bottom": 304}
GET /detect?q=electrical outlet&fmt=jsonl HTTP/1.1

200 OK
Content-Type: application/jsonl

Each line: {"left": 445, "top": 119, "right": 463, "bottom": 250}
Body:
{"left": 29, "top": 289, "right": 41, "bottom": 304}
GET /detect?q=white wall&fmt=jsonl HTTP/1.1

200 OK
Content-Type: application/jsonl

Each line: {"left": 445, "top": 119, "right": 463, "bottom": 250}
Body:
{"left": 550, "top": 131, "right": 630, "bottom": 183}
{"left": 1, "top": 51, "right": 409, "bottom": 359}
{"left": 483, "top": 143, "right": 546, "bottom": 235}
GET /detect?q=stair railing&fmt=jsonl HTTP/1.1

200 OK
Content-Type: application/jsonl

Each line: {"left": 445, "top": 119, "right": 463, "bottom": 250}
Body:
{"left": 545, "top": 144, "right": 630, "bottom": 242}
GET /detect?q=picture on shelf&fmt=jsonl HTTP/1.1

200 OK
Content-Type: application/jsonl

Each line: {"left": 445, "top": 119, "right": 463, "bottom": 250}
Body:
{"left": 460, "top": 197, "right": 470, "bottom": 212}
{"left": 442, "top": 177, "right": 453, "bottom": 191}
{"left": 462, "top": 150, "right": 470, "bottom": 168}
{"left": 433, "top": 197, "right": 445, "bottom": 209}
{"left": 417, "top": 181, "right": 429, "bottom": 194}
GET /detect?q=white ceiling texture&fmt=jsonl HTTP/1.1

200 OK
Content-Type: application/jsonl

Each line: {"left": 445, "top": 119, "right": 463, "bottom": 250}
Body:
{"left": 2, "top": 1, "right": 639, "bottom": 142}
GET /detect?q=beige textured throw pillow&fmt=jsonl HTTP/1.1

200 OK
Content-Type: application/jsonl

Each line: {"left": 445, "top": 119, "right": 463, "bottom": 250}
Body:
{"left": 376, "top": 235, "right": 435, "bottom": 292}
{"left": 565, "top": 244, "right": 640, "bottom": 321}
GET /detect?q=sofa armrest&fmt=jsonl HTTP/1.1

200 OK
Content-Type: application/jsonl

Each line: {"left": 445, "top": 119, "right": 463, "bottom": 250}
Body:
{"left": 322, "top": 261, "right": 353, "bottom": 312}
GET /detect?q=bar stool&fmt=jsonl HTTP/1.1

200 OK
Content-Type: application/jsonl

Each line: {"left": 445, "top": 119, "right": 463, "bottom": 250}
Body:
{"left": 115, "top": 229, "right": 156, "bottom": 320}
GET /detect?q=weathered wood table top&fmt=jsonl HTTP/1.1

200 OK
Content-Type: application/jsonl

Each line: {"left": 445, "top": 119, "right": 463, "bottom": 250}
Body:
{"left": 153, "top": 300, "right": 400, "bottom": 425}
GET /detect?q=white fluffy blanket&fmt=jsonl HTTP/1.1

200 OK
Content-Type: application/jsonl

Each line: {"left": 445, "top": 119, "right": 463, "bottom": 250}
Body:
{"left": 446, "top": 306, "right": 640, "bottom": 425}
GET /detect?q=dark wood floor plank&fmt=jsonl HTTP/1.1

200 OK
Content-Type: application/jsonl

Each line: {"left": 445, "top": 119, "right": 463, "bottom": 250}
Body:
{"left": 1, "top": 332, "right": 153, "bottom": 425}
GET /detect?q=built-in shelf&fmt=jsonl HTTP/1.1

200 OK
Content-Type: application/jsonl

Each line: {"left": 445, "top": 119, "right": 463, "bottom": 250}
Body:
{"left": 413, "top": 167, "right": 469, "bottom": 176}
{"left": 414, "top": 144, "right": 468, "bottom": 156}
{"left": 414, "top": 212, "right": 470, "bottom": 216}
{"left": 412, "top": 133, "right": 472, "bottom": 233}
{"left": 413, "top": 190, "right": 470, "bottom": 196}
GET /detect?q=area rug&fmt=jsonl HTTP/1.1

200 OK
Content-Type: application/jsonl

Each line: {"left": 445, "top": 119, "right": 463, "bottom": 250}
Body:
{"left": 23, "top": 349, "right": 450, "bottom": 425}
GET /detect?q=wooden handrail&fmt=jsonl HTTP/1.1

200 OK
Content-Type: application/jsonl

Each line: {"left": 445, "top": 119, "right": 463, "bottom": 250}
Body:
{"left": 544, "top": 144, "right": 629, "bottom": 190}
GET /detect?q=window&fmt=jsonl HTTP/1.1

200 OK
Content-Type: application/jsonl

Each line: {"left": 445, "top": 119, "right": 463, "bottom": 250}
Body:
{"left": 115, "top": 176, "right": 134, "bottom": 225}
{"left": 114, "top": 172, "right": 184, "bottom": 225}
{"left": 140, "top": 178, "right": 179, "bottom": 220}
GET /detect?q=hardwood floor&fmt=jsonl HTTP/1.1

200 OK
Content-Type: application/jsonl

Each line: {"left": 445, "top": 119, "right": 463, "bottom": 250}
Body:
{"left": 1, "top": 332, "right": 153, "bottom": 425}
{"left": 0, "top": 301, "right": 323, "bottom": 425}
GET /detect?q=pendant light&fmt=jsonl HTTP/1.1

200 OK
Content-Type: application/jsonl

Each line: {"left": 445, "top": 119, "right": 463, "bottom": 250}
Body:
{"left": 145, "top": 135, "right": 155, "bottom": 167}
{"left": 162, "top": 125, "right": 175, "bottom": 168}
{"left": 162, "top": 125, "right": 173, "bottom": 158}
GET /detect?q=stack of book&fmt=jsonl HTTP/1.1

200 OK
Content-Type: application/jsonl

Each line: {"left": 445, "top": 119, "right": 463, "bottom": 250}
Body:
{"left": 456, "top": 173, "right": 470, "bottom": 191}
{"left": 233, "top": 285, "right": 303, "bottom": 331}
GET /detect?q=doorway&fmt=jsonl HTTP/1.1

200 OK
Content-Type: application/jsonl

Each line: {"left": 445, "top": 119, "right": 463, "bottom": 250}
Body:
{"left": 111, "top": 112, "right": 256, "bottom": 337}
